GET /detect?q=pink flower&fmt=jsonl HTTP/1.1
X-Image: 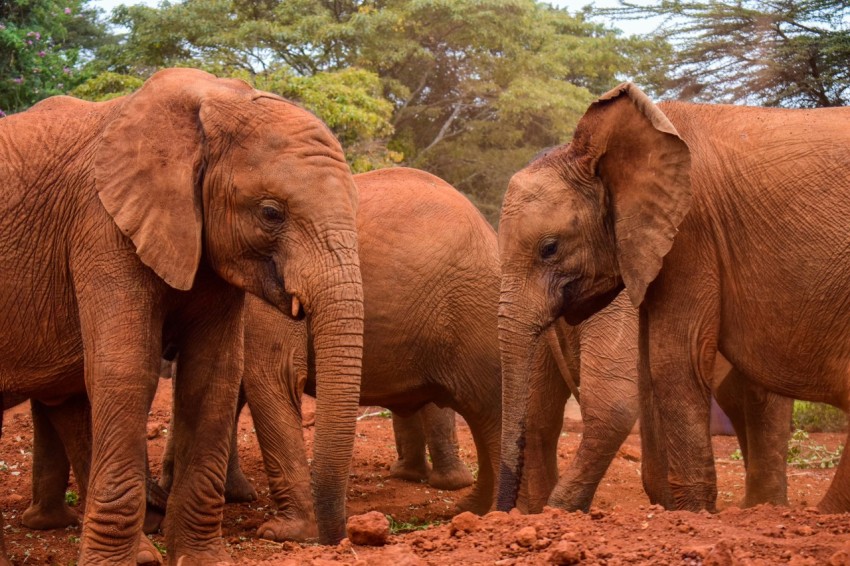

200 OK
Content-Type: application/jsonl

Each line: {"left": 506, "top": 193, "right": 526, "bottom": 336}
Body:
{"left": 12, "top": 77, "right": 23, "bottom": 84}
{"left": 38, "top": 51, "right": 46, "bottom": 57}
{"left": 0, "top": 110, "right": 6, "bottom": 118}
{"left": 64, "top": 7, "right": 72, "bottom": 14}
{"left": 63, "top": 66, "right": 71, "bottom": 74}
{"left": 0, "top": 24, "right": 6, "bottom": 30}
{"left": 26, "top": 40, "right": 32, "bottom": 46}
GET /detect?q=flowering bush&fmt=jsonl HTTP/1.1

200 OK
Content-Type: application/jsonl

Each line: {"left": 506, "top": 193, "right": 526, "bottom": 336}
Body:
{"left": 0, "top": 0, "right": 103, "bottom": 115}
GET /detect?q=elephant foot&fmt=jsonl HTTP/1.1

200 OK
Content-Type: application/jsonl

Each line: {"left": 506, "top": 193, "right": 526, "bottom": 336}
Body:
{"left": 224, "top": 469, "right": 258, "bottom": 504}
{"left": 428, "top": 463, "right": 474, "bottom": 491}
{"left": 21, "top": 503, "right": 79, "bottom": 530}
{"left": 547, "top": 484, "right": 592, "bottom": 514}
{"left": 456, "top": 489, "right": 491, "bottom": 516}
{"left": 143, "top": 507, "right": 165, "bottom": 535}
{"left": 389, "top": 459, "right": 430, "bottom": 483}
{"left": 817, "top": 492, "right": 850, "bottom": 514}
{"left": 137, "top": 535, "right": 163, "bottom": 566}
{"left": 257, "top": 516, "right": 318, "bottom": 542}
{"left": 173, "top": 545, "right": 232, "bottom": 565}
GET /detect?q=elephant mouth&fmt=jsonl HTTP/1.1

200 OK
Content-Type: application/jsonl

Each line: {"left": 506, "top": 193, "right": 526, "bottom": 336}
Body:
{"left": 559, "top": 280, "right": 623, "bottom": 325}
{"left": 262, "top": 258, "right": 306, "bottom": 321}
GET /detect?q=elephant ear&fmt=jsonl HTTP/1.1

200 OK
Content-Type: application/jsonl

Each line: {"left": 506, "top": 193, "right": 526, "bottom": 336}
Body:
{"left": 573, "top": 82, "right": 692, "bottom": 307}
{"left": 94, "top": 68, "right": 253, "bottom": 290}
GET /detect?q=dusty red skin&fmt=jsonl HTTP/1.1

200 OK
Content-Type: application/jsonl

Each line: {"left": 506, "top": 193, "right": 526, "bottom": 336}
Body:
{"left": 1, "top": 385, "right": 844, "bottom": 564}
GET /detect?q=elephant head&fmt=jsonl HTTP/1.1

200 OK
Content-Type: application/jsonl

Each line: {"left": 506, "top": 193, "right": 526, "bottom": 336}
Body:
{"left": 496, "top": 83, "right": 691, "bottom": 510}
{"left": 94, "top": 68, "right": 364, "bottom": 543}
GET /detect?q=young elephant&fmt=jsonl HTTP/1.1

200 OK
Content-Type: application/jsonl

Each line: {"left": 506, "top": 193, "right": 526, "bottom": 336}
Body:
{"left": 223, "top": 167, "right": 655, "bottom": 541}
{"left": 497, "top": 82, "right": 845, "bottom": 514}
{"left": 0, "top": 66, "right": 365, "bottom": 564}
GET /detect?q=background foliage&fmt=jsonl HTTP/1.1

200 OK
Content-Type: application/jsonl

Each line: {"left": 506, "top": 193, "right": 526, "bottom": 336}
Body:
{"left": 1, "top": 0, "right": 848, "bottom": 220}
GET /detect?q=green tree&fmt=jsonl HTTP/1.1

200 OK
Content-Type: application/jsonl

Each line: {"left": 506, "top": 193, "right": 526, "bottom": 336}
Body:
{"left": 0, "top": 0, "right": 106, "bottom": 115}
{"left": 611, "top": 0, "right": 850, "bottom": 107}
{"left": 85, "top": 0, "right": 657, "bottom": 220}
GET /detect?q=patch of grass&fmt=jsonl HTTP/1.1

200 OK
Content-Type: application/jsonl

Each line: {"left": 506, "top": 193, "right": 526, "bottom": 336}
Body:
{"left": 150, "top": 537, "right": 167, "bottom": 556}
{"left": 65, "top": 490, "right": 79, "bottom": 507}
{"left": 793, "top": 401, "right": 847, "bottom": 433}
{"left": 386, "top": 515, "right": 442, "bottom": 535}
{"left": 786, "top": 429, "right": 843, "bottom": 469}
{"left": 729, "top": 448, "right": 743, "bottom": 461}
{"left": 68, "top": 535, "right": 80, "bottom": 544}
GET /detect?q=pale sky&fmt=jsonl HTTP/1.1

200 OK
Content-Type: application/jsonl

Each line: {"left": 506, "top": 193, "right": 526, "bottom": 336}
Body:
{"left": 90, "top": 0, "right": 663, "bottom": 37}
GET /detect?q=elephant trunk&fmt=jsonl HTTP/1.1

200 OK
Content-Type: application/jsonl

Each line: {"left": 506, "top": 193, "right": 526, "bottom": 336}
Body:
{"left": 306, "top": 243, "right": 364, "bottom": 545}
{"left": 496, "top": 286, "right": 541, "bottom": 511}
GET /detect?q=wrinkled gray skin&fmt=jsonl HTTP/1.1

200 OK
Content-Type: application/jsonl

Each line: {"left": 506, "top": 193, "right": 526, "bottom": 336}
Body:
{"left": 497, "top": 82, "right": 838, "bottom": 514}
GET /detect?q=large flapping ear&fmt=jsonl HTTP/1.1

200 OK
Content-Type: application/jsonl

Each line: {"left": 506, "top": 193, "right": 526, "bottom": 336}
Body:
{"left": 94, "top": 68, "right": 254, "bottom": 290}
{"left": 573, "top": 83, "right": 692, "bottom": 307}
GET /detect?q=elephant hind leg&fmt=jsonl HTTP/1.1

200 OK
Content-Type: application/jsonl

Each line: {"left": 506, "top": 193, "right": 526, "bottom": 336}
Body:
{"left": 715, "top": 368, "right": 790, "bottom": 508}
{"left": 389, "top": 411, "right": 431, "bottom": 483}
{"left": 422, "top": 405, "right": 474, "bottom": 491}
{"left": 21, "top": 399, "right": 80, "bottom": 531}
{"left": 224, "top": 392, "right": 258, "bottom": 503}
{"left": 818, "top": 427, "right": 850, "bottom": 513}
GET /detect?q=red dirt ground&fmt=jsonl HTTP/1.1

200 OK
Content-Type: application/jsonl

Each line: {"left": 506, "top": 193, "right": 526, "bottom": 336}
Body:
{"left": 1, "top": 380, "right": 848, "bottom": 565}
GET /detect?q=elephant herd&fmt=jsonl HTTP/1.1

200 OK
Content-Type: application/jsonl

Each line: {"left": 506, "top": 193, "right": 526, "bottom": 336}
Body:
{"left": 0, "top": 68, "right": 848, "bottom": 565}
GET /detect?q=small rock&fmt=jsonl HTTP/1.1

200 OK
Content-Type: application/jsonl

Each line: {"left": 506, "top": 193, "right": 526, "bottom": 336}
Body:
{"left": 682, "top": 545, "right": 712, "bottom": 559}
{"left": 704, "top": 541, "right": 735, "bottom": 566}
{"left": 7, "top": 494, "right": 23, "bottom": 504}
{"left": 795, "top": 525, "right": 814, "bottom": 536}
{"left": 146, "top": 426, "right": 161, "bottom": 440}
{"left": 450, "top": 511, "right": 481, "bottom": 535}
{"left": 788, "top": 555, "right": 818, "bottom": 566}
{"left": 515, "top": 526, "right": 537, "bottom": 547}
{"left": 346, "top": 511, "right": 390, "bottom": 546}
{"left": 547, "top": 541, "right": 584, "bottom": 565}
{"left": 589, "top": 507, "right": 605, "bottom": 520}
{"left": 829, "top": 545, "right": 850, "bottom": 566}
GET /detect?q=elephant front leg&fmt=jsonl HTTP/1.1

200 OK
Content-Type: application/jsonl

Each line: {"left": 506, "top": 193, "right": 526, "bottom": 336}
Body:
{"left": 77, "top": 314, "right": 161, "bottom": 564}
{"left": 164, "top": 290, "right": 245, "bottom": 564}
{"left": 242, "top": 351, "right": 316, "bottom": 542}
{"left": 641, "top": 303, "right": 718, "bottom": 512}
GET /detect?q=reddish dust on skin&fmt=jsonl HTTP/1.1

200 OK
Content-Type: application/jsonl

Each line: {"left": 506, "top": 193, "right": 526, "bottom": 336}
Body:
{"left": 1, "top": 383, "right": 847, "bottom": 565}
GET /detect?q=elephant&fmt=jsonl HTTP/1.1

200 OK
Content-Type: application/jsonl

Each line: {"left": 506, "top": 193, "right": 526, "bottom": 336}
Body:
{"left": 496, "top": 81, "right": 849, "bottom": 514}
{"left": 192, "top": 167, "right": 660, "bottom": 540}
{"left": 0, "top": 67, "right": 364, "bottom": 564}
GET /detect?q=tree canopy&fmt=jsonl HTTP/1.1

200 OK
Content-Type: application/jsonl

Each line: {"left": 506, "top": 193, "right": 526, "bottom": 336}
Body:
{"left": 69, "top": 0, "right": 659, "bottom": 220}
{"left": 611, "top": 0, "right": 850, "bottom": 107}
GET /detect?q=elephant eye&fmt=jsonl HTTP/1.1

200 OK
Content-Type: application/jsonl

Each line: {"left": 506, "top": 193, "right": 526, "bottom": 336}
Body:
{"left": 539, "top": 239, "right": 559, "bottom": 260}
{"left": 261, "top": 204, "right": 284, "bottom": 224}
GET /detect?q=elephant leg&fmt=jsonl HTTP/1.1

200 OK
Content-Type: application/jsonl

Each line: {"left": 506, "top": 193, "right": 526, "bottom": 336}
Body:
{"left": 76, "top": 289, "right": 163, "bottom": 565}
{"left": 224, "top": 390, "right": 258, "bottom": 503}
{"left": 715, "top": 368, "right": 790, "bottom": 507}
{"left": 548, "top": 351, "right": 638, "bottom": 512}
{"left": 639, "top": 366, "right": 672, "bottom": 507}
{"left": 451, "top": 379, "right": 501, "bottom": 515}
{"left": 242, "top": 336, "right": 317, "bottom": 543}
{"left": 422, "top": 405, "right": 474, "bottom": 490}
{"left": 22, "top": 400, "right": 79, "bottom": 530}
{"left": 389, "top": 411, "right": 430, "bottom": 483}
{"left": 641, "top": 296, "right": 718, "bottom": 512}
{"left": 520, "top": 348, "right": 567, "bottom": 513}
{"left": 164, "top": 289, "right": 244, "bottom": 565}
{"left": 818, "top": 428, "right": 850, "bottom": 512}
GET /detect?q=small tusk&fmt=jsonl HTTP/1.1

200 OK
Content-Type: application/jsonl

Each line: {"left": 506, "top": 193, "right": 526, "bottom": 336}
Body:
{"left": 291, "top": 296, "right": 301, "bottom": 318}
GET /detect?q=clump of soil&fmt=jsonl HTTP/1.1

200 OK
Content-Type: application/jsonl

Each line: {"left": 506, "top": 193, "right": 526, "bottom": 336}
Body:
{"left": 0, "top": 381, "right": 845, "bottom": 564}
